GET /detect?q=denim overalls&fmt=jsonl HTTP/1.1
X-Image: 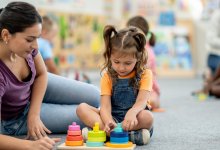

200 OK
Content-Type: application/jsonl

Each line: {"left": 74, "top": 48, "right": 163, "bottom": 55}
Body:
{"left": 111, "top": 77, "right": 153, "bottom": 138}
{"left": 111, "top": 78, "right": 138, "bottom": 122}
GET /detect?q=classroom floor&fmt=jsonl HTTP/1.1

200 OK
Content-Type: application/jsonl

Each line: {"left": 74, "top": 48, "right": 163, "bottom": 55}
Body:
{"left": 53, "top": 71, "right": 220, "bottom": 150}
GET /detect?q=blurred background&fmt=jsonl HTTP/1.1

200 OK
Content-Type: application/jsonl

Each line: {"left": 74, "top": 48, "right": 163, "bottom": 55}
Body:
{"left": 0, "top": 0, "right": 219, "bottom": 81}
{"left": 1, "top": 1, "right": 220, "bottom": 149}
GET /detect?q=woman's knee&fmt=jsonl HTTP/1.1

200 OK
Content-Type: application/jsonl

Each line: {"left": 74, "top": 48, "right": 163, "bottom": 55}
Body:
{"left": 76, "top": 103, "right": 90, "bottom": 117}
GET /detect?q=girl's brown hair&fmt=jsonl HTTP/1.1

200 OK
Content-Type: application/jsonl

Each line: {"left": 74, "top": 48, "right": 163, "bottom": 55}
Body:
{"left": 101, "top": 25, "right": 147, "bottom": 89}
{"left": 127, "top": 16, "right": 156, "bottom": 46}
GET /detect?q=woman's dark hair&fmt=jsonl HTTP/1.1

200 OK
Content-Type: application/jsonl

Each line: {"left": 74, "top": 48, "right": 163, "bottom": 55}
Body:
{"left": 0, "top": 1, "right": 42, "bottom": 35}
{"left": 127, "top": 16, "right": 156, "bottom": 46}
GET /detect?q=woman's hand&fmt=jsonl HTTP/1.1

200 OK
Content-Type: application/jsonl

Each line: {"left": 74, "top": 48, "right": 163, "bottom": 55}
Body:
{"left": 104, "top": 121, "right": 117, "bottom": 134}
{"left": 122, "top": 109, "right": 138, "bottom": 131}
{"left": 28, "top": 136, "right": 60, "bottom": 150}
{"left": 27, "top": 115, "right": 51, "bottom": 140}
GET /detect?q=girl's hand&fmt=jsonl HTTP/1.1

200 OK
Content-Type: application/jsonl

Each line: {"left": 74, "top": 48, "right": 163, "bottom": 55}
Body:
{"left": 27, "top": 115, "right": 51, "bottom": 140}
{"left": 28, "top": 136, "right": 60, "bottom": 150}
{"left": 104, "top": 121, "right": 117, "bottom": 134}
{"left": 122, "top": 109, "right": 138, "bottom": 131}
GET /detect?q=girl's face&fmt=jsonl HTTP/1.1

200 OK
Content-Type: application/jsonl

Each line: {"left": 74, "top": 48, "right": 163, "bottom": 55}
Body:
{"left": 7, "top": 23, "right": 42, "bottom": 58}
{"left": 110, "top": 51, "right": 137, "bottom": 77}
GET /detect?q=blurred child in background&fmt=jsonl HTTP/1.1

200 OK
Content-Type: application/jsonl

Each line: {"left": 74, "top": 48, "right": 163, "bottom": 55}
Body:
{"left": 200, "top": 65, "right": 220, "bottom": 98}
{"left": 38, "top": 16, "right": 59, "bottom": 74}
{"left": 192, "top": 9, "right": 220, "bottom": 98}
{"left": 77, "top": 25, "right": 154, "bottom": 145}
{"left": 127, "top": 16, "right": 161, "bottom": 111}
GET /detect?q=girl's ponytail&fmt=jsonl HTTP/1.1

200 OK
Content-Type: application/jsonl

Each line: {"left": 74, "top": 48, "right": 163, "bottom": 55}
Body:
{"left": 149, "top": 31, "right": 156, "bottom": 47}
{"left": 101, "top": 25, "right": 117, "bottom": 74}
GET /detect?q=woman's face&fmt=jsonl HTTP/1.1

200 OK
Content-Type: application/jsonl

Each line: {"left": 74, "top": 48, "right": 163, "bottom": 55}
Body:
{"left": 7, "top": 23, "right": 42, "bottom": 58}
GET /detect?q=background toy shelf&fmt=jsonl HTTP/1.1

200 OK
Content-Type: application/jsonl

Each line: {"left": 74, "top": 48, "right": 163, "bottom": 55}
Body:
{"left": 36, "top": 0, "right": 199, "bottom": 78}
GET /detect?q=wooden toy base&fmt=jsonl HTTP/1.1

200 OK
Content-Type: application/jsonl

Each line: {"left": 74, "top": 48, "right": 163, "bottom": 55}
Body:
{"left": 57, "top": 143, "right": 136, "bottom": 150}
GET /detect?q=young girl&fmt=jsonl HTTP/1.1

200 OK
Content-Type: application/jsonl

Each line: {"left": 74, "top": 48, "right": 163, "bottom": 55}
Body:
{"left": 127, "top": 16, "right": 161, "bottom": 110}
{"left": 0, "top": 2, "right": 99, "bottom": 149}
{"left": 77, "top": 25, "right": 154, "bottom": 145}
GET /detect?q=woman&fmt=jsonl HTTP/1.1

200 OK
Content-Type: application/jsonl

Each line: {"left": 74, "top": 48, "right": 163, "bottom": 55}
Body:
{"left": 0, "top": 2, "right": 99, "bottom": 149}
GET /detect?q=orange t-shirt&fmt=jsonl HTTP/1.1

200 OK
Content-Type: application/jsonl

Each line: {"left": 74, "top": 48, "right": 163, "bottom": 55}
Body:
{"left": 100, "top": 69, "right": 153, "bottom": 96}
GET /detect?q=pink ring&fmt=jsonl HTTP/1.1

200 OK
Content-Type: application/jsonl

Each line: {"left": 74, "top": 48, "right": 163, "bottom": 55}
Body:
{"left": 68, "top": 125, "right": 80, "bottom": 131}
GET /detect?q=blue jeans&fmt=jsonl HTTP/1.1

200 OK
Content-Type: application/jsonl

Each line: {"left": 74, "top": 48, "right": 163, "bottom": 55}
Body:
{"left": 1, "top": 73, "right": 100, "bottom": 135}
{"left": 207, "top": 54, "right": 220, "bottom": 75}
